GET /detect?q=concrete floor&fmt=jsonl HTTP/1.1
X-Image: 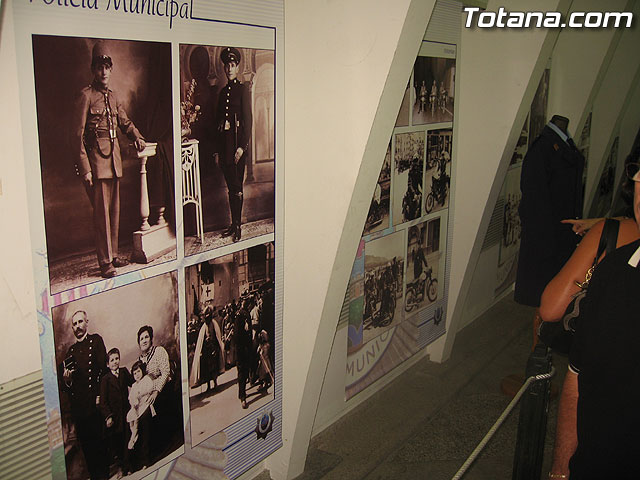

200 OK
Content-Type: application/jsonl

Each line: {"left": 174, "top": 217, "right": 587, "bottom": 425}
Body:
{"left": 255, "top": 294, "right": 568, "bottom": 480}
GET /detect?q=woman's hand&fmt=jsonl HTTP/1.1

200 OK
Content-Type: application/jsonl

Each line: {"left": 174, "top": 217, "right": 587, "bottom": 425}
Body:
{"left": 561, "top": 218, "right": 602, "bottom": 236}
{"left": 149, "top": 391, "right": 159, "bottom": 404}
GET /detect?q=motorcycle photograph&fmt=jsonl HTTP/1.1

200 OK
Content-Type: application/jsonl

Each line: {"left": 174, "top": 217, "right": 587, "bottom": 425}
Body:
{"left": 425, "top": 172, "right": 450, "bottom": 214}
{"left": 404, "top": 266, "right": 438, "bottom": 312}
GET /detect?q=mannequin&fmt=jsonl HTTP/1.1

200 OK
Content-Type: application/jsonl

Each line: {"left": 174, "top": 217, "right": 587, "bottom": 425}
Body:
{"left": 514, "top": 114, "right": 585, "bottom": 345}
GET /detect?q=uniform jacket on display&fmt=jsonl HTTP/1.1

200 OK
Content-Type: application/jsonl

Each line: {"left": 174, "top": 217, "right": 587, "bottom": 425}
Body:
{"left": 515, "top": 124, "right": 585, "bottom": 307}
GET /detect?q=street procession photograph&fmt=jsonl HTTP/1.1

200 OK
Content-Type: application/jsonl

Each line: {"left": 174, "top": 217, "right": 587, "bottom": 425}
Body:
{"left": 412, "top": 55, "right": 455, "bottom": 125}
{"left": 184, "top": 242, "right": 275, "bottom": 446}
{"left": 50, "top": 272, "right": 184, "bottom": 480}
{"left": 31, "top": 35, "right": 176, "bottom": 294}
{"left": 179, "top": 44, "right": 275, "bottom": 256}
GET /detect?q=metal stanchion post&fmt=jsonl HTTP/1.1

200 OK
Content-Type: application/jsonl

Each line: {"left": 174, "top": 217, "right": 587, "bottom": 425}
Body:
{"left": 512, "top": 344, "right": 553, "bottom": 480}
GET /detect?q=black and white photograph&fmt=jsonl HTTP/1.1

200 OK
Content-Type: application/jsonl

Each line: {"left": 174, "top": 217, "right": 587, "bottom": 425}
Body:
{"left": 528, "top": 68, "right": 550, "bottom": 148}
{"left": 392, "top": 131, "right": 425, "bottom": 225}
{"left": 412, "top": 56, "right": 455, "bottom": 125}
{"left": 50, "top": 272, "right": 183, "bottom": 480}
{"left": 363, "top": 231, "right": 405, "bottom": 344}
{"left": 185, "top": 243, "right": 275, "bottom": 446}
{"left": 404, "top": 219, "right": 440, "bottom": 315}
{"left": 32, "top": 36, "right": 176, "bottom": 294}
{"left": 425, "top": 129, "right": 452, "bottom": 214}
{"left": 496, "top": 166, "right": 522, "bottom": 294}
{"left": 395, "top": 82, "right": 410, "bottom": 127}
{"left": 589, "top": 136, "right": 619, "bottom": 217}
{"left": 510, "top": 115, "right": 529, "bottom": 166}
{"left": 363, "top": 142, "right": 391, "bottom": 235}
{"left": 499, "top": 166, "right": 522, "bottom": 265}
{"left": 179, "top": 44, "right": 275, "bottom": 256}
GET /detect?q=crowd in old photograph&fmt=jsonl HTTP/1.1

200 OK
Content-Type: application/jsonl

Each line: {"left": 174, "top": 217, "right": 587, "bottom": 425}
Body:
{"left": 188, "top": 280, "right": 275, "bottom": 409}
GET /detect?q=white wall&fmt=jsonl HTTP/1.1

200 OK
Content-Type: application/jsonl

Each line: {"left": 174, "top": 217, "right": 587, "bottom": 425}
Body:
{"left": 0, "top": 0, "right": 41, "bottom": 385}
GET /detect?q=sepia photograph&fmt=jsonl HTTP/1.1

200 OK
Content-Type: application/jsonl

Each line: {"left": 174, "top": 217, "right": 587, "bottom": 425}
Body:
{"left": 395, "top": 82, "right": 410, "bottom": 127}
{"left": 404, "top": 219, "right": 441, "bottom": 315}
{"left": 185, "top": 243, "right": 275, "bottom": 446}
{"left": 589, "top": 136, "right": 619, "bottom": 217}
{"left": 412, "top": 56, "right": 455, "bottom": 125}
{"left": 179, "top": 44, "right": 275, "bottom": 256}
{"left": 363, "top": 231, "right": 405, "bottom": 344}
{"left": 363, "top": 143, "right": 391, "bottom": 235}
{"left": 50, "top": 272, "right": 183, "bottom": 480}
{"left": 32, "top": 35, "right": 176, "bottom": 294}
{"left": 392, "top": 131, "right": 425, "bottom": 225}
{"left": 510, "top": 115, "right": 529, "bottom": 166}
{"left": 425, "top": 129, "right": 452, "bottom": 214}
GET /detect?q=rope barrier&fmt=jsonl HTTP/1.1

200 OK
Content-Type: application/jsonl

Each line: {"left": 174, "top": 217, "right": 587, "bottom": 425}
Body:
{"left": 450, "top": 366, "right": 556, "bottom": 480}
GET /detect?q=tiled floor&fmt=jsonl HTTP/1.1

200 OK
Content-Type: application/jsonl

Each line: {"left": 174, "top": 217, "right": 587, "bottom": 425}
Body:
{"left": 257, "top": 295, "right": 568, "bottom": 480}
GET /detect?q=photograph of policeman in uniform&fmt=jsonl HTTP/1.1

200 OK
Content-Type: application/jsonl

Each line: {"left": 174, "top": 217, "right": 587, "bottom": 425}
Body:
{"left": 184, "top": 243, "right": 275, "bottom": 446}
{"left": 425, "top": 129, "right": 452, "bottom": 215}
{"left": 32, "top": 36, "right": 175, "bottom": 294}
{"left": 362, "top": 231, "right": 404, "bottom": 345}
{"left": 412, "top": 56, "right": 455, "bottom": 125}
{"left": 392, "top": 131, "right": 425, "bottom": 226}
{"left": 404, "top": 219, "right": 441, "bottom": 315}
{"left": 363, "top": 142, "right": 391, "bottom": 235}
{"left": 50, "top": 272, "right": 183, "bottom": 480}
{"left": 179, "top": 44, "right": 275, "bottom": 256}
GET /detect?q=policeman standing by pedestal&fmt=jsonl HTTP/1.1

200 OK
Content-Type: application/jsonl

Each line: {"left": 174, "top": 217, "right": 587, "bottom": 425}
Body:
{"left": 216, "top": 47, "right": 252, "bottom": 243}
{"left": 74, "top": 40, "right": 146, "bottom": 278}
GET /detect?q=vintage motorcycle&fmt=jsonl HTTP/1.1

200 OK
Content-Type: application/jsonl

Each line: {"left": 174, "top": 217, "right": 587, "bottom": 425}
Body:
{"left": 404, "top": 267, "right": 438, "bottom": 312}
{"left": 425, "top": 173, "right": 450, "bottom": 214}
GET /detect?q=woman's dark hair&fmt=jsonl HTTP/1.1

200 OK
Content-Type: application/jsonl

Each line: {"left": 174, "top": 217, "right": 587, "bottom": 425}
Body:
{"left": 620, "top": 127, "right": 640, "bottom": 214}
{"left": 137, "top": 325, "right": 154, "bottom": 344}
{"left": 131, "top": 360, "right": 146, "bottom": 377}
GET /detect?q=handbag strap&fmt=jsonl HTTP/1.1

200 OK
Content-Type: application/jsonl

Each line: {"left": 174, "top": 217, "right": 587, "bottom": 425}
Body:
{"left": 595, "top": 218, "right": 620, "bottom": 261}
{"left": 576, "top": 218, "right": 620, "bottom": 288}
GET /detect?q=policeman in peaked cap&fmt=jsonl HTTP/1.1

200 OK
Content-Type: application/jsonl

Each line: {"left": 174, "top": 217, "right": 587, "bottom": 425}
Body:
{"left": 216, "top": 46, "right": 252, "bottom": 243}
{"left": 74, "top": 40, "right": 146, "bottom": 278}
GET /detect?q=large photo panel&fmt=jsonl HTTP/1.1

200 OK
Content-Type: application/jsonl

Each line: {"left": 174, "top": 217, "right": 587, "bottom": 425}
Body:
{"left": 180, "top": 44, "right": 275, "bottom": 256}
{"left": 50, "top": 272, "right": 183, "bottom": 480}
{"left": 184, "top": 242, "right": 275, "bottom": 447}
{"left": 32, "top": 35, "right": 176, "bottom": 294}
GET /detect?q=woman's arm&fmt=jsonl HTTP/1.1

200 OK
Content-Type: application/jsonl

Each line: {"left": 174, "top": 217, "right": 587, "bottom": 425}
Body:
{"left": 539, "top": 221, "right": 604, "bottom": 321}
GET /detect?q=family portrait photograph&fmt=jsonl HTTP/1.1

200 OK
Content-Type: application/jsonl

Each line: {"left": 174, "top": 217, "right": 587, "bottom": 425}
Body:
{"left": 32, "top": 35, "right": 176, "bottom": 294}
{"left": 50, "top": 272, "right": 184, "bottom": 480}
{"left": 179, "top": 44, "right": 275, "bottom": 256}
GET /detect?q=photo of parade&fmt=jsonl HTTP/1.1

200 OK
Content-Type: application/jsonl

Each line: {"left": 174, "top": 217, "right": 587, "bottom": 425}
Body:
{"left": 404, "top": 219, "right": 441, "bottom": 315}
{"left": 392, "top": 131, "right": 425, "bottom": 225}
{"left": 363, "top": 143, "right": 391, "bottom": 235}
{"left": 50, "top": 272, "right": 183, "bottom": 480}
{"left": 32, "top": 36, "right": 176, "bottom": 294}
{"left": 185, "top": 242, "right": 275, "bottom": 446}
{"left": 363, "top": 231, "right": 405, "bottom": 344}
{"left": 425, "top": 129, "right": 452, "bottom": 214}
{"left": 179, "top": 44, "right": 275, "bottom": 256}
{"left": 412, "top": 56, "right": 455, "bottom": 125}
